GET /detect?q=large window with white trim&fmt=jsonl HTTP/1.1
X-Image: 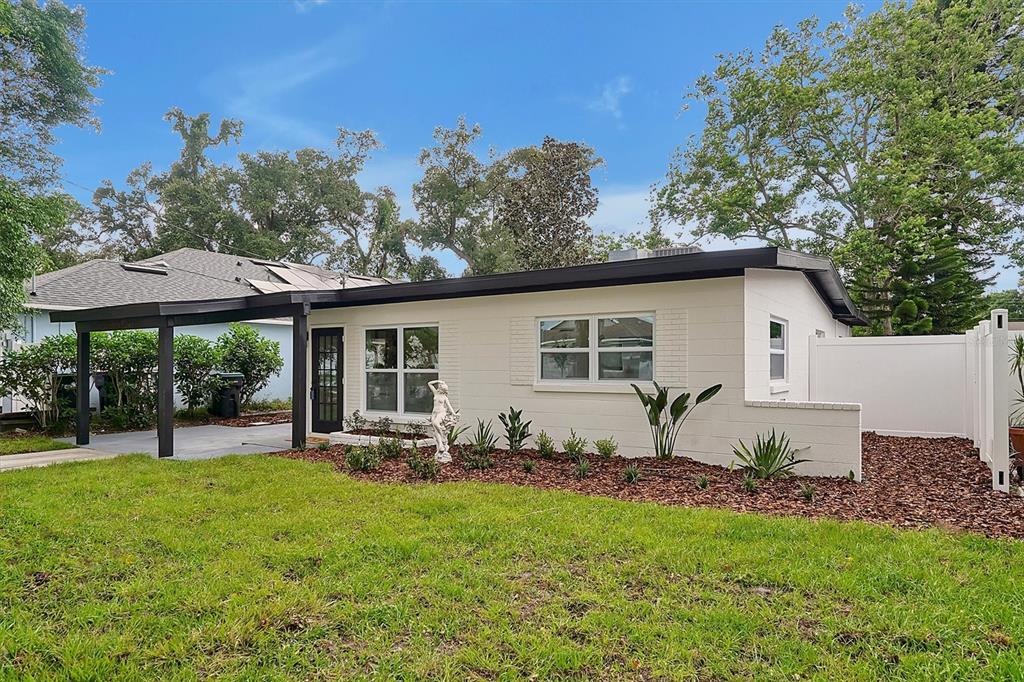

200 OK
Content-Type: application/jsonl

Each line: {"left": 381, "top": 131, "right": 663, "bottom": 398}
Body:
{"left": 538, "top": 314, "right": 654, "bottom": 382}
{"left": 769, "top": 317, "right": 787, "bottom": 382}
{"left": 365, "top": 325, "right": 438, "bottom": 414}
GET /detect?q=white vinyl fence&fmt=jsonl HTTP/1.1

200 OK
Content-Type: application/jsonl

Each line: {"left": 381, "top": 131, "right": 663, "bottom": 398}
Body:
{"left": 809, "top": 309, "right": 1011, "bottom": 492}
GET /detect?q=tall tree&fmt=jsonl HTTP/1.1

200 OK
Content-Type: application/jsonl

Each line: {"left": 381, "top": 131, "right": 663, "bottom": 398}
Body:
{"left": 498, "top": 137, "right": 602, "bottom": 270}
{"left": 653, "top": 0, "right": 1024, "bottom": 334}
{"left": 0, "top": 0, "right": 104, "bottom": 189}
{"left": 411, "top": 118, "right": 512, "bottom": 275}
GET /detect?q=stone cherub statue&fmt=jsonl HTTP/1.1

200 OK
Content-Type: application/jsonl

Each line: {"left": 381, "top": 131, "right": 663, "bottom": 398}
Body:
{"left": 428, "top": 379, "right": 459, "bottom": 463}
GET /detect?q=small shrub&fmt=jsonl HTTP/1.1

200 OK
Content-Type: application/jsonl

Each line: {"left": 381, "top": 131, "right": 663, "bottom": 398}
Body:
{"left": 594, "top": 437, "right": 617, "bottom": 459}
{"left": 523, "top": 459, "right": 537, "bottom": 474}
{"left": 623, "top": 463, "right": 641, "bottom": 484}
{"left": 345, "top": 410, "right": 368, "bottom": 432}
{"left": 405, "top": 420, "right": 430, "bottom": 438}
{"left": 407, "top": 448, "right": 441, "bottom": 480}
{"left": 732, "top": 430, "right": 809, "bottom": 479}
{"left": 742, "top": 473, "right": 759, "bottom": 493}
{"left": 800, "top": 483, "right": 816, "bottom": 502}
{"left": 377, "top": 435, "right": 403, "bottom": 459}
{"left": 573, "top": 458, "right": 591, "bottom": 480}
{"left": 463, "top": 419, "right": 498, "bottom": 469}
{"left": 498, "top": 406, "right": 532, "bottom": 453}
{"left": 847, "top": 470, "right": 856, "bottom": 481}
{"left": 562, "top": 430, "right": 588, "bottom": 463}
{"left": 372, "top": 416, "right": 394, "bottom": 435}
{"left": 695, "top": 474, "right": 710, "bottom": 490}
{"left": 317, "top": 441, "right": 330, "bottom": 451}
{"left": 631, "top": 381, "right": 722, "bottom": 459}
{"left": 345, "top": 445, "right": 382, "bottom": 472}
{"left": 247, "top": 397, "right": 291, "bottom": 412}
{"left": 447, "top": 423, "right": 470, "bottom": 448}
{"left": 535, "top": 431, "right": 556, "bottom": 459}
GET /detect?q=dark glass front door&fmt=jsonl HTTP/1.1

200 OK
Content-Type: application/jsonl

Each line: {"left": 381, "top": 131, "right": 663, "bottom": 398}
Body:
{"left": 312, "top": 328, "right": 343, "bottom": 433}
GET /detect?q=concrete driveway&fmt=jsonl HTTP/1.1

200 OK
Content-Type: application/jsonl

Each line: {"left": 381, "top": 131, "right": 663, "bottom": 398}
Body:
{"left": 56, "top": 422, "right": 293, "bottom": 460}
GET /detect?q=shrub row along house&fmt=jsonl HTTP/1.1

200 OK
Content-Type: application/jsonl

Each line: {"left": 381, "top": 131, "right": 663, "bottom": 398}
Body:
{"left": 2, "top": 248, "right": 386, "bottom": 413}
{"left": 54, "top": 246, "right": 868, "bottom": 479}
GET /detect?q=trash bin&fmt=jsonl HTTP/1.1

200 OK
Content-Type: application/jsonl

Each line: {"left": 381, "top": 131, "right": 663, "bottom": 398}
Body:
{"left": 209, "top": 372, "right": 245, "bottom": 418}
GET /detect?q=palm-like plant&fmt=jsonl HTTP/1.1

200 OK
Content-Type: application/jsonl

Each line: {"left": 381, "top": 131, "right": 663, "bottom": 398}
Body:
{"left": 731, "top": 429, "right": 809, "bottom": 479}
{"left": 1011, "top": 336, "right": 1024, "bottom": 426}
{"left": 630, "top": 381, "right": 722, "bottom": 459}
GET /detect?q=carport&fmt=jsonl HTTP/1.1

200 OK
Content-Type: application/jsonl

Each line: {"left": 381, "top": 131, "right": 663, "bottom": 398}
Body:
{"left": 50, "top": 291, "right": 328, "bottom": 458}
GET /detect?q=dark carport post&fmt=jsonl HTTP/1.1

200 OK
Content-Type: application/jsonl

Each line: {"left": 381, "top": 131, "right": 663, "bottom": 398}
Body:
{"left": 291, "top": 302, "right": 309, "bottom": 449}
{"left": 75, "top": 328, "right": 90, "bottom": 446}
{"left": 157, "top": 321, "right": 174, "bottom": 458}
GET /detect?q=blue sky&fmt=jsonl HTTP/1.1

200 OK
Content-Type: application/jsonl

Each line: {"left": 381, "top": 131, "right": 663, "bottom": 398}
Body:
{"left": 57, "top": 0, "right": 1010, "bottom": 286}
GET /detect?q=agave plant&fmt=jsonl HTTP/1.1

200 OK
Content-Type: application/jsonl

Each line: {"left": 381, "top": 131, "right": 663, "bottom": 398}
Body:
{"left": 731, "top": 429, "right": 809, "bottom": 479}
{"left": 630, "top": 381, "right": 722, "bottom": 459}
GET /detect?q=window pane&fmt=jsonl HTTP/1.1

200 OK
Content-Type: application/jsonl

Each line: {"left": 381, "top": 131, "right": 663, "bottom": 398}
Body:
{"left": 598, "top": 351, "right": 653, "bottom": 380}
{"left": 404, "top": 327, "right": 438, "bottom": 369}
{"left": 770, "top": 352, "right": 786, "bottom": 380}
{"left": 404, "top": 372, "right": 438, "bottom": 414}
{"left": 770, "top": 321, "right": 785, "bottom": 350}
{"left": 540, "top": 319, "right": 589, "bottom": 349}
{"left": 599, "top": 316, "right": 654, "bottom": 348}
{"left": 366, "top": 372, "right": 398, "bottom": 411}
{"left": 365, "top": 329, "right": 398, "bottom": 369}
{"left": 540, "top": 352, "right": 590, "bottom": 380}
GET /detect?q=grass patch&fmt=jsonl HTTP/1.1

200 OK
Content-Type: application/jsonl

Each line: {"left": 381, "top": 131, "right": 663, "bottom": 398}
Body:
{"left": 0, "top": 434, "right": 73, "bottom": 456}
{"left": 1, "top": 455, "right": 1023, "bottom": 678}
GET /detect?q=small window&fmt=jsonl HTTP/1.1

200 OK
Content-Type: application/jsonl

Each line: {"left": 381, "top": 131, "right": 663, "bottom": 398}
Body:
{"left": 770, "top": 318, "right": 787, "bottom": 382}
{"left": 365, "top": 325, "right": 438, "bottom": 415}
{"left": 538, "top": 314, "right": 654, "bottom": 382}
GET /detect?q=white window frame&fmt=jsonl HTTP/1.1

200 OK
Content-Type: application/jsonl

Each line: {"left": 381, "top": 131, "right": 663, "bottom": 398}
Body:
{"left": 364, "top": 324, "right": 439, "bottom": 417}
{"left": 769, "top": 316, "right": 788, "bottom": 386}
{"left": 537, "top": 313, "right": 655, "bottom": 384}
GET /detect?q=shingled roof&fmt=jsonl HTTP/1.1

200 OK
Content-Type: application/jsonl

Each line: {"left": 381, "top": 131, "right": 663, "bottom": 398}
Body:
{"left": 26, "top": 248, "right": 388, "bottom": 310}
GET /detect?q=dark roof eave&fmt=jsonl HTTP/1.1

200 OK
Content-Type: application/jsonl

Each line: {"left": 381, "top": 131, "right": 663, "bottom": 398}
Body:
{"left": 50, "top": 247, "right": 866, "bottom": 328}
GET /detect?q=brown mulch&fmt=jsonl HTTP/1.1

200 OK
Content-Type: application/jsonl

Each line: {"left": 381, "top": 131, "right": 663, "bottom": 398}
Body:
{"left": 177, "top": 411, "right": 292, "bottom": 428}
{"left": 277, "top": 432, "right": 1024, "bottom": 540}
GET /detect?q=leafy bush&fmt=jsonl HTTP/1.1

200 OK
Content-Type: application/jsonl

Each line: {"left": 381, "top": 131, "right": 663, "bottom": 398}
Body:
{"left": 695, "top": 474, "right": 710, "bottom": 490}
{"left": 573, "top": 459, "right": 590, "bottom": 480}
{"left": 623, "top": 463, "right": 641, "bottom": 484}
{"left": 216, "top": 323, "right": 284, "bottom": 408}
{"left": 317, "top": 441, "right": 330, "bottom": 451}
{"left": 731, "top": 430, "right": 809, "bottom": 479}
{"left": 377, "top": 435, "right": 403, "bottom": 459}
{"left": 742, "top": 473, "right": 759, "bottom": 493}
{"left": 407, "top": 448, "right": 441, "bottom": 480}
{"left": 345, "top": 445, "right": 382, "bottom": 472}
{"left": 404, "top": 420, "right": 430, "bottom": 438}
{"left": 0, "top": 333, "right": 76, "bottom": 429}
{"left": 594, "top": 437, "right": 617, "bottom": 459}
{"left": 173, "top": 334, "right": 221, "bottom": 414}
{"left": 92, "top": 331, "right": 159, "bottom": 417}
{"left": 631, "top": 381, "right": 722, "bottom": 459}
{"left": 447, "top": 422, "right": 470, "bottom": 448}
{"left": 498, "top": 406, "right": 532, "bottom": 453}
{"left": 535, "top": 431, "right": 556, "bottom": 458}
{"left": 372, "top": 416, "right": 394, "bottom": 435}
{"left": 562, "top": 430, "right": 588, "bottom": 463}
{"left": 345, "top": 410, "right": 368, "bottom": 432}
{"left": 523, "top": 459, "right": 537, "bottom": 474}
{"left": 800, "top": 483, "right": 816, "bottom": 502}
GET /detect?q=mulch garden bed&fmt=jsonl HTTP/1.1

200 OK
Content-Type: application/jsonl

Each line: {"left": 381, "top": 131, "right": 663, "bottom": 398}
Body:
{"left": 278, "top": 432, "right": 1024, "bottom": 540}
{"left": 176, "top": 411, "right": 292, "bottom": 428}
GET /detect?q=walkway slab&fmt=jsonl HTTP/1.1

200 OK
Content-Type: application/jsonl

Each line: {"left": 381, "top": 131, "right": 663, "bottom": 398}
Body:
{"left": 0, "top": 448, "right": 120, "bottom": 472}
{"left": 56, "top": 422, "right": 292, "bottom": 460}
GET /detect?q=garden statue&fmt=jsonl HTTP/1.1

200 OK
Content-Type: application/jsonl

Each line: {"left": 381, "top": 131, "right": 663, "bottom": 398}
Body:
{"left": 428, "top": 379, "right": 459, "bottom": 463}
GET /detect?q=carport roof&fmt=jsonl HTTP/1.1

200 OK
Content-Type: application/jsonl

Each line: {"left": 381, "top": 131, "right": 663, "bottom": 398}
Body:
{"left": 50, "top": 247, "right": 867, "bottom": 330}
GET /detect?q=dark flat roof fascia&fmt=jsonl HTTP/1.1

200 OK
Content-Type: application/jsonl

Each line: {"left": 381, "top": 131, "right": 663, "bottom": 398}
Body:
{"left": 50, "top": 247, "right": 866, "bottom": 328}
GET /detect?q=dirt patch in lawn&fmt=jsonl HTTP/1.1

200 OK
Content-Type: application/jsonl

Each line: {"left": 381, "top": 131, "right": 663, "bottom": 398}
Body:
{"left": 278, "top": 432, "right": 1024, "bottom": 539}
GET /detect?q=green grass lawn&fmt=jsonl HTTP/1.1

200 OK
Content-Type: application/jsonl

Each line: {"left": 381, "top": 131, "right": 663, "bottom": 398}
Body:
{"left": 0, "top": 434, "right": 73, "bottom": 456}
{"left": 1, "top": 455, "right": 1023, "bottom": 680}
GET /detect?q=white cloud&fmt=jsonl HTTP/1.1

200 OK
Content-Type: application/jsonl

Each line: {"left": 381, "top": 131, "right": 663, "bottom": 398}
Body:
{"left": 203, "top": 28, "right": 364, "bottom": 147}
{"left": 589, "top": 184, "right": 650, "bottom": 234}
{"left": 293, "top": 0, "right": 328, "bottom": 13}
{"left": 586, "top": 76, "right": 632, "bottom": 120}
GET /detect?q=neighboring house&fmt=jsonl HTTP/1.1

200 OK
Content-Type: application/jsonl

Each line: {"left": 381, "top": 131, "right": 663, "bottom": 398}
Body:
{"left": 301, "top": 246, "right": 866, "bottom": 478}
{"left": 3, "top": 248, "right": 385, "bottom": 411}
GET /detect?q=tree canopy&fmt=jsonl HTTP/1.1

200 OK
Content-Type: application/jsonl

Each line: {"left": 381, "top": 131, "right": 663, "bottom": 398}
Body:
{"left": 654, "top": 0, "right": 1024, "bottom": 334}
